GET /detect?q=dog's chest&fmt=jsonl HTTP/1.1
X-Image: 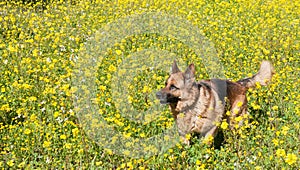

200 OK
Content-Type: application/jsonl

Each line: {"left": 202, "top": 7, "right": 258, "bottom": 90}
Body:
{"left": 175, "top": 85, "right": 225, "bottom": 135}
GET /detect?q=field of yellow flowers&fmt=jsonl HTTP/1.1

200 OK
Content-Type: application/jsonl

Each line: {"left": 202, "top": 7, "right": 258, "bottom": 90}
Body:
{"left": 0, "top": 0, "right": 299, "bottom": 169}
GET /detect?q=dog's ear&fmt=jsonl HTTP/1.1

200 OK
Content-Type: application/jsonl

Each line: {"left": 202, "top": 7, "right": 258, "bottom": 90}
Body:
{"left": 172, "top": 60, "right": 181, "bottom": 74}
{"left": 184, "top": 64, "right": 195, "bottom": 84}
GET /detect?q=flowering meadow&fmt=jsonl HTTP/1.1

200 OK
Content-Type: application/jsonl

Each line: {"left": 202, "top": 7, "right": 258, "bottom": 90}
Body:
{"left": 0, "top": 0, "right": 299, "bottom": 169}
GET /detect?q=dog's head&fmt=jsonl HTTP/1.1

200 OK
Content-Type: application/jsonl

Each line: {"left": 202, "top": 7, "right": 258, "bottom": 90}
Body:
{"left": 156, "top": 60, "right": 196, "bottom": 104}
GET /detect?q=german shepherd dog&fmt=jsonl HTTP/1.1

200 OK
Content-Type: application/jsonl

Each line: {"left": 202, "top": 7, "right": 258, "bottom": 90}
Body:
{"left": 156, "top": 61, "right": 274, "bottom": 145}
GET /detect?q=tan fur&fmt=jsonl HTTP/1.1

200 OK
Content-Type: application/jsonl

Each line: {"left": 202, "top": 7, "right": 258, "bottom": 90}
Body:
{"left": 237, "top": 61, "right": 275, "bottom": 88}
{"left": 156, "top": 60, "right": 274, "bottom": 145}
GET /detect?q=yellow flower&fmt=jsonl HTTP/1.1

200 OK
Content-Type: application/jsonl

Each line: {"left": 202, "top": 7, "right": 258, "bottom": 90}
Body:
{"left": 255, "top": 82, "right": 261, "bottom": 89}
{"left": 276, "top": 131, "right": 280, "bottom": 136}
{"left": 30, "top": 114, "right": 37, "bottom": 121}
{"left": 72, "top": 128, "right": 79, "bottom": 136}
{"left": 53, "top": 111, "right": 60, "bottom": 118}
{"left": 258, "top": 151, "right": 262, "bottom": 157}
{"left": 272, "top": 139, "right": 279, "bottom": 146}
{"left": 43, "top": 141, "right": 51, "bottom": 148}
{"left": 99, "top": 85, "right": 107, "bottom": 91}
{"left": 24, "top": 128, "right": 31, "bottom": 135}
{"left": 64, "top": 143, "right": 72, "bottom": 149}
{"left": 115, "top": 50, "right": 122, "bottom": 55}
{"left": 234, "top": 116, "right": 243, "bottom": 122}
{"left": 8, "top": 45, "right": 17, "bottom": 52}
{"left": 104, "top": 148, "right": 113, "bottom": 155}
{"left": 272, "top": 105, "right": 279, "bottom": 111}
{"left": 28, "top": 96, "right": 37, "bottom": 101}
{"left": 203, "top": 135, "right": 214, "bottom": 145}
{"left": 254, "top": 166, "right": 262, "bottom": 170}
{"left": 123, "top": 150, "right": 130, "bottom": 156}
{"left": 285, "top": 153, "right": 298, "bottom": 165}
{"left": 139, "top": 133, "right": 146, "bottom": 138}
{"left": 276, "top": 149, "right": 286, "bottom": 157}
{"left": 164, "top": 135, "right": 170, "bottom": 141}
{"left": 7, "top": 160, "right": 14, "bottom": 167}
{"left": 108, "top": 64, "right": 117, "bottom": 72}
{"left": 237, "top": 101, "right": 243, "bottom": 107}
{"left": 78, "top": 149, "right": 84, "bottom": 154}
{"left": 142, "top": 85, "right": 151, "bottom": 93}
{"left": 0, "top": 104, "right": 11, "bottom": 112}
{"left": 281, "top": 126, "right": 290, "bottom": 135}
{"left": 220, "top": 121, "right": 228, "bottom": 130}
{"left": 60, "top": 134, "right": 67, "bottom": 140}
{"left": 185, "top": 133, "right": 191, "bottom": 140}
{"left": 95, "top": 161, "right": 102, "bottom": 166}
{"left": 32, "top": 49, "right": 39, "bottom": 57}
{"left": 196, "top": 163, "right": 206, "bottom": 170}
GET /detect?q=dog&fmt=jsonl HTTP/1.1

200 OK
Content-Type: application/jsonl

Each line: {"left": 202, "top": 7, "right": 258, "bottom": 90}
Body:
{"left": 156, "top": 60, "right": 274, "bottom": 145}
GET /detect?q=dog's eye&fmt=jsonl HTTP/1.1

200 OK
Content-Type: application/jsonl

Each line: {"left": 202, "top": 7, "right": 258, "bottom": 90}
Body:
{"left": 170, "top": 85, "right": 178, "bottom": 90}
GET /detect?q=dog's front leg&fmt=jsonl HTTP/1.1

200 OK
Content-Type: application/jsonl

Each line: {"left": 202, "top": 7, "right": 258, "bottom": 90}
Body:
{"left": 204, "top": 126, "right": 218, "bottom": 138}
{"left": 176, "top": 112, "right": 193, "bottom": 145}
{"left": 201, "top": 126, "right": 218, "bottom": 145}
{"left": 179, "top": 135, "right": 190, "bottom": 145}
{"left": 190, "top": 117, "right": 219, "bottom": 145}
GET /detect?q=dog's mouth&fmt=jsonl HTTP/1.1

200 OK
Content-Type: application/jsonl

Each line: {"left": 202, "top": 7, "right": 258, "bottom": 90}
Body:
{"left": 159, "top": 98, "right": 179, "bottom": 105}
{"left": 156, "top": 91, "right": 180, "bottom": 104}
{"left": 159, "top": 100, "right": 169, "bottom": 104}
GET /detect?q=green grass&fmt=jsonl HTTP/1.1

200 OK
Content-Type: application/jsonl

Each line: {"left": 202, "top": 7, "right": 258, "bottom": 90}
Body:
{"left": 0, "top": 0, "right": 299, "bottom": 169}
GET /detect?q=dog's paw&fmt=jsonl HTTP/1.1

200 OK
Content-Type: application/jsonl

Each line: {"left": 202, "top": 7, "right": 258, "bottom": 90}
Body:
{"left": 180, "top": 136, "right": 190, "bottom": 146}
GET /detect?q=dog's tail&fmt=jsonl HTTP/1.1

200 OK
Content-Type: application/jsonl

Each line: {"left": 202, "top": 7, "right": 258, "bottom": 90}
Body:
{"left": 237, "top": 61, "right": 275, "bottom": 89}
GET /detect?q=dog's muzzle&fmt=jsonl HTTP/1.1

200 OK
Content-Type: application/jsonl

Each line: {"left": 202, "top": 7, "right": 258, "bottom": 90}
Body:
{"left": 156, "top": 91, "right": 179, "bottom": 104}
{"left": 156, "top": 91, "right": 168, "bottom": 104}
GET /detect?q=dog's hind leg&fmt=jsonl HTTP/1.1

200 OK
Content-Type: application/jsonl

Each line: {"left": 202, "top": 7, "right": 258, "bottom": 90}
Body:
{"left": 228, "top": 99, "right": 248, "bottom": 130}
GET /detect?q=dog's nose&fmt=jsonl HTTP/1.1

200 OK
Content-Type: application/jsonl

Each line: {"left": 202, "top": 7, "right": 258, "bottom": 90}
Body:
{"left": 156, "top": 91, "right": 162, "bottom": 99}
